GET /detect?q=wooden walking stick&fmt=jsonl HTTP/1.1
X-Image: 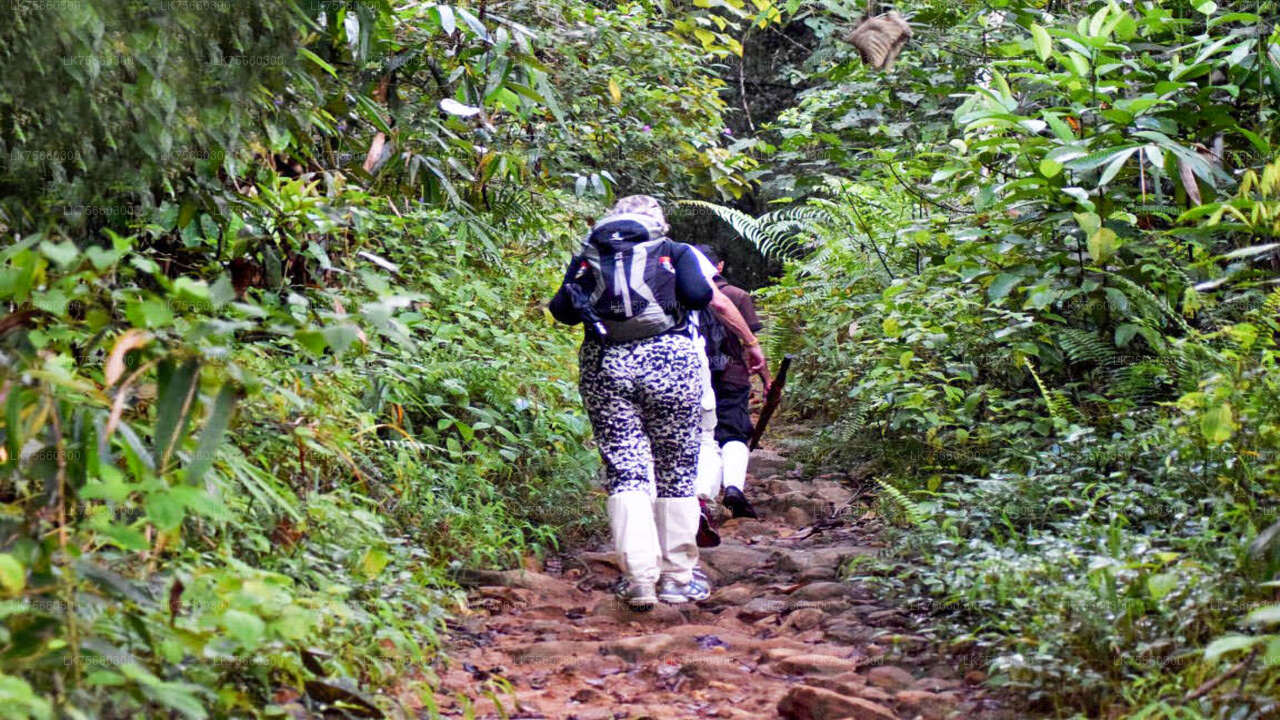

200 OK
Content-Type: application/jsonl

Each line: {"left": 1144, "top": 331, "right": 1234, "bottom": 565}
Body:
{"left": 749, "top": 355, "right": 793, "bottom": 450}
{"left": 841, "top": 1, "right": 912, "bottom": 71}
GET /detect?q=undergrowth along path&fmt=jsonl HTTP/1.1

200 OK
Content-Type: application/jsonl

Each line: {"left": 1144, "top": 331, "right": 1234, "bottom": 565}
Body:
{"left": 432, "top": 432, "right": 1022, "bottom": 720}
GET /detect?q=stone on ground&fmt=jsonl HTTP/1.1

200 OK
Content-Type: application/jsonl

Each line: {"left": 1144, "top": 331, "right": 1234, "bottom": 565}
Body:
{"left": 777, "top": 684, "right": 899, "bottom": 720}
{"left": 774, "top": 653, "right": 861, "bottom": 676}
{"left": 865, "top": 664, "right": 916, "bottom": 690}
{"left": 698, "top": 543, "right": 773, "bottom": 582}
{"left": 601, "top": 633, "right": 686, "bottom": 663}
{"left": 790, "top": 581, "right": 853, "bottom": 601}
{"left": 749, "top": 447, "right": 790, "bottom": 476}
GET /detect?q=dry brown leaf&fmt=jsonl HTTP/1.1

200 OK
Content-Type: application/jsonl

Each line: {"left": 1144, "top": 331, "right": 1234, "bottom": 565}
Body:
{"left": 1178, "top": 157, "right": 1202, "bottom": 207}
{"left": 104, "top": 329, "right": 152, "bottom": 387}
{"left": 843, "top": 12, "right": 912, "bottom": 71}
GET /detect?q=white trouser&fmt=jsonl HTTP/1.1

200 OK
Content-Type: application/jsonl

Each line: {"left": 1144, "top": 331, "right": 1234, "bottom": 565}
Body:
{"left": 654, "top": 496, "right": 700, "bottom": 584}
{"left": 607, "top": 491, "right": 660, "bottom": 587}
{"left": 694, "top": 409, "right": 722, "bottom": 500}
{"left": 721, "top": 440, "right": 749, "bottom": 492}
{"left": 692, "top": 333, "right": 722, "bottom": 500}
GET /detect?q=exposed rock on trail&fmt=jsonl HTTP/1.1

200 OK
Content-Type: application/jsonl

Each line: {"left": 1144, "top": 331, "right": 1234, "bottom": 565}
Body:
{"left": 432, "top": 438, "right": 1015, "bottom": 720}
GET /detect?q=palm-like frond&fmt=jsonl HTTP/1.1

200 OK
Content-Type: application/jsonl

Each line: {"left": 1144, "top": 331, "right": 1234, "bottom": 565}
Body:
{"left": 679, "top": 199, "right": 823, "bottom": 261}
{"left": 876, "top": 479, "right": 930, "bottom": 527}
{"left": 1056, "top": 328, "right": 1117, "bottom": 366}
{"left": 1025, "top": 358, "right": 1086, "bottom": 425}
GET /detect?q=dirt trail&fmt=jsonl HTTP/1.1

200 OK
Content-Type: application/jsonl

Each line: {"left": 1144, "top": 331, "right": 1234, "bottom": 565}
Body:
{"left": 431, "top": 437, "right": 1015, "bottom": 720}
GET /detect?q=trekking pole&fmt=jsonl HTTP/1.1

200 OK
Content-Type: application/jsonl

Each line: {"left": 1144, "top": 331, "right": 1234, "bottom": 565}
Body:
{"left": 749, "top": 354, "right": 793, "bottom": 450}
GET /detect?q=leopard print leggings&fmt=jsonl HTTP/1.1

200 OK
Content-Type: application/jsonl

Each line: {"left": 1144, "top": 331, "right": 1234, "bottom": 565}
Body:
{"left": 579, "top": 333, "right": 701, "bottom": 498}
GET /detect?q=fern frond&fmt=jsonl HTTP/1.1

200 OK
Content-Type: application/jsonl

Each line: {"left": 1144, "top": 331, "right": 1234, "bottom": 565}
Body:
{"left": 832, "top": 404, "right": 872, "bottom": 444}
{"left": 1103, "top": 273, "right": 1193, "bottom": 336}
{"left": 1102, "top": 359, "right": 1177, "bottom": 405}
{"left": 679, "top": 199, "right": 821, "bottom": 261}
{"left": 1056, "top": 328, "right": 1116, "bottom": 366}
{"left": 1263, "top": 287, "right": 1280, "bottom": 317}
{"left": 1024, "top": 358, "right": 1086, "bottom": 425}
{"left": 876, "top": 478, "right": 929, "bottom": 527}
{"left": 680, "top": 199, "right": 767, "bottom": 251}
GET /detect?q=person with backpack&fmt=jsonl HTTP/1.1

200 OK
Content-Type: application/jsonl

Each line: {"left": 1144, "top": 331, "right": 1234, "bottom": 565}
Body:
{"left": 548, "top": 195, "right": 764, "bottom": 611}
{"left": 693, "top": 245, "right": 767, "bottom": 521}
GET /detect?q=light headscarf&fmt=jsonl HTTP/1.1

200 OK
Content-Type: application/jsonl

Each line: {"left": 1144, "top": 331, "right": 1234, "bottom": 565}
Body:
{"left": 600, "top": 194, "right": 670, "bottom": 238}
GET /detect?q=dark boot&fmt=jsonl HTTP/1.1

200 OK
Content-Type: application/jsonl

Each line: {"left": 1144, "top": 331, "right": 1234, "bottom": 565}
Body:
{"left": 722, "top": 486, "right": 759, "bottom": 519}
{"left": 696, "top": 498, "right": 721, "bottom": 547}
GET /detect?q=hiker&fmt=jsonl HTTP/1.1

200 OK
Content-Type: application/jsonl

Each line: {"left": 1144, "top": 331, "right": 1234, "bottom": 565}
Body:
{"left": 693, "top": 245, "right": 767, "bottom": 523}
{"left": 548, "top": 195, "right": 764, "bottom": 611}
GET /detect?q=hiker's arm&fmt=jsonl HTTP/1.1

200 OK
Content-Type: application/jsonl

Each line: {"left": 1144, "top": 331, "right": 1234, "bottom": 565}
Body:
{"left": 739, "top": 291, "right": 764, "bottom": 335}
{"left": 739, "top": 292, "right": 770, "bottom": 386}
{"left": 673, "top": 248, "right": 714, "bottom": 309}
{"left": 708, "top": 290, "right": 767, "bottom": 378}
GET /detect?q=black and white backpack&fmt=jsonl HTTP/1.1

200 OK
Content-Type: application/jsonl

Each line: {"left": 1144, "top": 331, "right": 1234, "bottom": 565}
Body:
{"left": 570, "top": 213, "right": 683, "bottom": 342}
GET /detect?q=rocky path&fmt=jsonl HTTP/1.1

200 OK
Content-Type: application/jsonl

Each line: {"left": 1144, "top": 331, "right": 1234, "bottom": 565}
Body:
{"left": 430, "top": 440, "right": 1015, "bottom": 720}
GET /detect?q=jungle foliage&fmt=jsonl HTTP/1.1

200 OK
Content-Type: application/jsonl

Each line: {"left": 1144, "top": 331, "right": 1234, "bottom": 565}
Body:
{"left": 694, "top": 0, "right": 1280, "bottom": 716}
{"left": 0, "top": 0, "right": 763, "bottom": 716}
{"left": 3, "top": 0, "right": 1280, "bottom": 717}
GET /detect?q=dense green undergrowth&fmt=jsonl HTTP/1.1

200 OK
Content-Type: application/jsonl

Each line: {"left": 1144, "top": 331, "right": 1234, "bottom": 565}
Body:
{"left": 0, "top": 193, "right": 605, "bottom": 717}
{"left": 708, "top": 0, "right": 1280, "bottom": 716}
{"left": 4, "top": 0, "right": 1280, "bottom": 717}
{"left": 0, "top": 0, "right": 780, "bottom": 716}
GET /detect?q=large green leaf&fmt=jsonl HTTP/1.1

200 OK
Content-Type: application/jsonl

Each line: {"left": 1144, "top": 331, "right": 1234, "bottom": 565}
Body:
{"left": 184, "top": 384, "right": 237, "bottom": 485}
{"left": 153, "top": 358, "right": 201, "bottom": 469}
{"left": 987, "top": 273, "right": 1022, "bottom": 302}
{"left": 1029, "top": 23, "right": 1052, "bottom": 61}
{"left": 1199, "top": 403, "right": 1234, "bottom": 444}
{"left": 1246, "top": 605, "right": 1280, "bottom": 627}
{"left": 121, "top": 664, "right": 209, "bottom": 720}
{"left": 0, "top": 554, "right": 25, "bottom": 595}
{"left": 1146, "top": 572, "right": 1177, "bottom": 601}
{"left": 297, "top": 47, "right": 337, "bottom": 78}
{"left": 1087, "top": 227, "right": 1118, "bottom": 263}
{"left": 222, "top": 609, "right": 266, "bottom": 648}
{"left": 0, "top": 675, "right": 52, "bottom": 720}
{"left": 1204, "top": 634, "right": 1260, "bottom": 661}
{"left": 1097, "top": 147, "right": 1138, "bottom": 186}
{"left": 145, "top": 490, "right": 186, "bottom": 531}
{"left": 1066, "top": 145, "right": 1140, "bottom": 173}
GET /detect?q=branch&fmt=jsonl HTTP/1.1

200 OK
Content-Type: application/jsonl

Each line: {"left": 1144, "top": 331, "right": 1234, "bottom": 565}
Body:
{"left": 882, "top": 160, "right": 971, "bottom": 214}
{"left": 764, "top": 24, "right": 815, "bottom": 54}
{"left": 1183, "top": 647, "right": 1260, "bottom": 702}
{"left": 739, "top": 26, "right": 755, "bottom": 132}
{"left": 841, "top": 192, "right": 896, "bottom": 280}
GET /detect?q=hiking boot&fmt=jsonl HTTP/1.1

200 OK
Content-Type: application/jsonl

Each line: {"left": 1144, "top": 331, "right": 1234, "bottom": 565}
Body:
{"left": 657, "top": 574, "right": 711, "bottom": 604}
{"left": 722, "top": 486, "right": 759, "bottom": 519}
{"left": 613, "top": 577, "right": 657, "bottom": 611}
{"left": 696, "top": 498, "right": 721, "bottom": 547}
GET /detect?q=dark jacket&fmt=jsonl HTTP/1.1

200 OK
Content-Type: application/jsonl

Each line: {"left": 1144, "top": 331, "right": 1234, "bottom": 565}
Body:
{"left": 712, "top": 276, "right": 763, "bottom": 387}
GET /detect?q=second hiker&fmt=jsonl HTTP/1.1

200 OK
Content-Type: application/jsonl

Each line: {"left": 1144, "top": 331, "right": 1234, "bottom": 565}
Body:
{"left": 693, "top": 244, "right": 769, "bottom": 523}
